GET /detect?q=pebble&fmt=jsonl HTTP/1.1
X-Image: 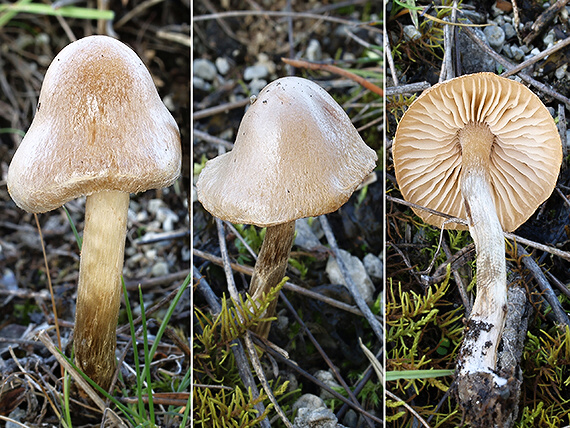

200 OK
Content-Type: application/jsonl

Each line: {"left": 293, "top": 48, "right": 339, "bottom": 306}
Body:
{"left": 215, "top": 57, "right": 230, "bottom": 75}
{"left": 544, "top": 30, "right": 556, "bottom": 48}
{"left": 314, "top": 369, "right": 343, "bottom": 400}
{"left": 256, "top": 53, "right": 276, "bottom": 75}
{"left": 294, "top": 218, "right": 322, "bottom": 251}
{"left": 511, "top": 45, "right": 525, "bottom": 61}
{"left": 484, "top": 25, "right": 505, "bottom": 50}
{"left": 343, "top": 410, "right": 358, "bottom": 428}
{"left": 305, "top": 39, "right": 322, "bottom": 62}
{"left": 192, "top": 76, "right": 211, "bottom": 92}
{"left": 147, "top": 199, "right": 165, "bottom": 216}
{"left": 502, "top": 23, "right": 516, "bottom": 40}
{"left": 326, "top": 249, "right": 375, "bottom": 303}
{"left": 243, "top": 64, "right": 269, "bottom": 81}
{"left": 292, "top": 393, "right": 325, "bottom": 414}
{"left": 248, "top": 78, "right": 268, "bottom": 95}
{"left": 151, "top": 261, "right": 169, "bottom": 277}
{"left": 556, "top": 64, "right": 567, "bottom": 80}
{"left": 294, "top": 407, "right": 343, "bottom": 428}
{"left": 193, "top": 58, "right": 217, "bottom": 81}
{"left": 363, "top": 253, "right": 383, "bottom": 281}
{"left": 156, "top": 206, "right": 179, "bottom": 232}
{"left": 403, "top": 25, "right": 421, "bottom": 41}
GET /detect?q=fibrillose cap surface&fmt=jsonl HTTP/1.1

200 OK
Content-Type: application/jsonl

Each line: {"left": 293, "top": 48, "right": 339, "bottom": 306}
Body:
{"left": 393, "top": 72, "right": 562, "bottom": 232}
{"left": 7, "top": 35, "right": 181, "bottom": 213}
{"left": 196, "top": 76, "right": 377, "bottom": 227}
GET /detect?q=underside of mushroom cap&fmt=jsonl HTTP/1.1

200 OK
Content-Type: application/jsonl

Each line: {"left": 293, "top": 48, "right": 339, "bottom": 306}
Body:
{"left": 393, "top": 72, "right": 562, "bottom": 232}
{"left": 7, "top": 35, "right": 181, "bottom": 213}
{"left": 196, "top": 76, "right": 378, "bottom": 227}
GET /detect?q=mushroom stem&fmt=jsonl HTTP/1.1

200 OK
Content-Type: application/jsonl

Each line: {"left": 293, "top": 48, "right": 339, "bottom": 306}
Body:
{"left": 456, "top": 123, "right": 508, "bottom": 383}
{"left": 74, "top": 190, "right": 129, "bottom": 390}
{"left": 248, "top": 221, "right": 296, "bottom": 338}
{"left": 458, "top": 168, "right": 507, "bottom": 376}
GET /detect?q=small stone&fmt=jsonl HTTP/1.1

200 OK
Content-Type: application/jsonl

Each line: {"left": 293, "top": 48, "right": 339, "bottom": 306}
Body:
{"left": 305, "top": 39, "right": 322, "bottom": 62}
{"left": 292, "top": 394, "right": 326, "bottom": 414}
{"left": 294, "top": 407, "right": 343, "bottom": 428}
{"left": 151, "top": 261, "right": 169, "bottom": 277}
{"left": 314, "top": 370, "right": 343, "bottom": 401}
{"left": 215, "top": 57, "right": 230, "bottom": 75}
{"left": 147, "top": 199, "right": 165, "bottom": 216}
{"left": 343, "top": 410, "right": 358, "bottom": 428}
{"left": 256, "top": 53, "right": 276, "bottom": 74}
{"left": 556, "top": 64, "right": 567, "bottom": 80}
{"left": 364, "top": 253, "right": 383, "bottom": 281}
{"left": 511, "top": 46, "right": 525, "bottom": 61}
{"left": 192, "top": 76, "right": 211, "bottom": 91}
{"left": 145, "top": 249, "right": 158, "bottom": 260}
{"left": 326, "top": 249, "right": 375, "bottom": 303}
{"left": 502, "top": 44, "right": 512, "bottom": 58}
{"left": 156, "top": 207, "right": 179, "bottom": 232}
{"left": 248, "top": 78, "right": 268, "bottom": 95}
{"left": 543, "top": 30, "right": 556, "bottom": 48}
{"left": 502, "top": 23, "right": 516, "bottom": 40}
{"left": 403, "top": 25, "right": 421, "bottom": 41}
{"left": 193, "top": 58, "right": 217, "bottom": 81}
{"left": 484, "top": 25, "right": 505, "bottom": 50}
{"left": 243, "top": 64, "right": 269, "bottom": 81}
{"left": 294, "top": 218, "right": 322, "bottom": 251}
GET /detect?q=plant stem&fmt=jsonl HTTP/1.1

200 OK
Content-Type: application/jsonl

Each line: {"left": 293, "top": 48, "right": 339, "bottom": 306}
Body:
{"left": 74, "top": 190, "right": 129, "bottom": 390}
{"left": 248, "top": 221, "right": 296, "bottom": 338}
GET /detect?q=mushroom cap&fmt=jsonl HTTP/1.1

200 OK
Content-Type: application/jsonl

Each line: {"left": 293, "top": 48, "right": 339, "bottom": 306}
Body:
{"left": 393, "top": 72, "right": 562, "bottom": 232}
{"left": 196, "top": 76, "right": 377, "bottom": 227}
{"left": 7, "top": 35, "right": 181, "bottom": 213}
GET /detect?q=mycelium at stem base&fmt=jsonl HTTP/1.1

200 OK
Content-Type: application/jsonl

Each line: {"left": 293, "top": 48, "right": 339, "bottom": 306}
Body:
{"left": 456, "top": 123, "right": 508, "bottom": 418}
{"left": 74, "top": 190, "right": 129, "bottom": 391}
{"left": 248, "top": 221, "right": 296, "bottom": 338}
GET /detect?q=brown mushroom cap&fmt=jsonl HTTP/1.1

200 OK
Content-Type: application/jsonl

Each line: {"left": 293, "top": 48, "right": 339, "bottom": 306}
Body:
{"left": 393, "top": 72, "right": 562, "bottom": 232}
{"left": 196, "top": 76, "right": 377, "bottom": 227}
{"left": 7, "top": 35, "right": 181, "bottom": 213}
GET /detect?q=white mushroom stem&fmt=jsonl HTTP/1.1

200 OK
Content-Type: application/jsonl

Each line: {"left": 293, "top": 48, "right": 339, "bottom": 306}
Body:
{"left": 74, "top": 190, "right": 129, "bottom": 390}
{"left": 457, "top": 123, "right": 508, "bottom": 381}
{"left": 248, "top": 221, "right": 296, "bottom": 338}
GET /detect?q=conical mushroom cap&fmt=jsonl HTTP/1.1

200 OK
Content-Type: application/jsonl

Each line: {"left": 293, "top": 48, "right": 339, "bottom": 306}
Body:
{"left": 196, "top": 76, "right": 378, "bottom": 227}
{"left": 393, "top": 72, "right": 562, "bottom": 232}
{"left": 7, "top": 35, "right": 181, "bottom": 213}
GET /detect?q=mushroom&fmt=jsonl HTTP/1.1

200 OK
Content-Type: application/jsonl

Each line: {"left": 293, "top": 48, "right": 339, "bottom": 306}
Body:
{"left": 7, "top": 35, "right": 181, "bottom": 390}
{"left": 196, "top": 76, "right": 377, "bottom": 338}
{"left": 392, "top": 73, "right": 561, "bottom": 416}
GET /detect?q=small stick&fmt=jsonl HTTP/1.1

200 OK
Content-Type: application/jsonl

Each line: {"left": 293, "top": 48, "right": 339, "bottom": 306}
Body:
{"left": 385, "top": 81, "right": 431, "bottom": 96}
{"left": 516, "top": 245, "right": 569, "bottom": 325}
{"left": 385, "top": 34, "right": 399, "bottom": 86}
{"left": 193, "top": 129, "right": 234, "bottom": 150}
{"left": 501, "top": 35, "right": 570, "bottom": 78}
{"left": 192, "top": 98, "right": 250, "bottom": 121}
{"left": 281, "top": 57, "right": 383, "bottom": 96}
{"left": 388, "top": 194, "right": 570, "bottom": 261}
